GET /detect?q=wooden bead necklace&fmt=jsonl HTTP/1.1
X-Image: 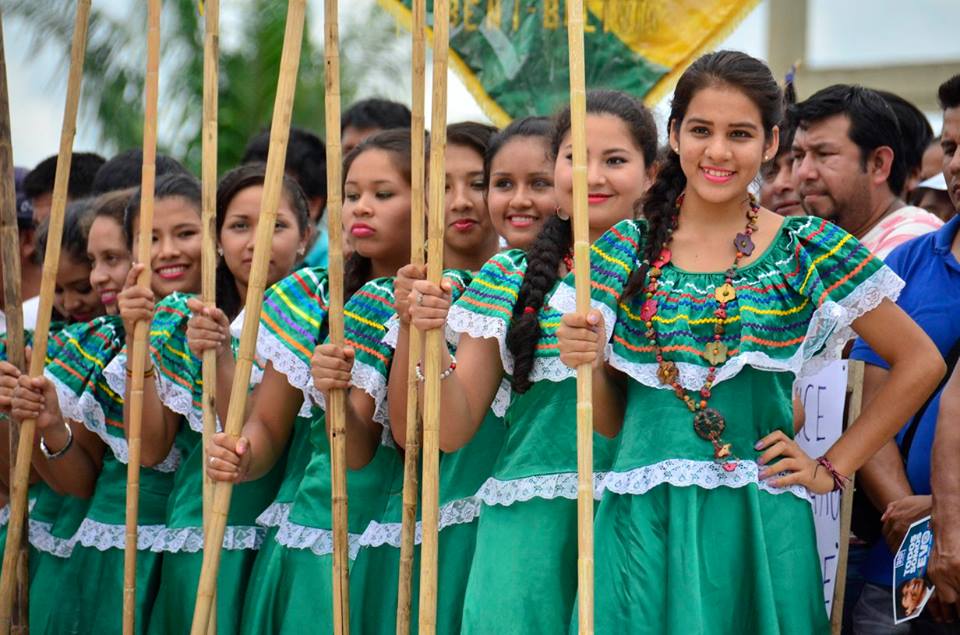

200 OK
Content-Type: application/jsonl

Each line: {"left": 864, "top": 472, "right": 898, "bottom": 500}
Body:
{"left": 640, "top": 192, "right": 760, "bottom": 470}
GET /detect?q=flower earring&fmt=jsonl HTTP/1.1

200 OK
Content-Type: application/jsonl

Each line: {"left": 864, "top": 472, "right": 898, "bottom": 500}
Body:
{"left": 217, "top": 246, "right": 224, "bottom": 257}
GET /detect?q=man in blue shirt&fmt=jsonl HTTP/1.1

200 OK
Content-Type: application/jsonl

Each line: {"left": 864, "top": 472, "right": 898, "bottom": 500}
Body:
{"left": 848, "top": 148, "right": 960, "bottom": 631}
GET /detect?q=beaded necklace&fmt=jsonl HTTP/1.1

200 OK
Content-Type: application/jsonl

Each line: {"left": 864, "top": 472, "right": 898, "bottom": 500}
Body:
{"left": 639, "top": 192, "right": 759, "bottom": 471}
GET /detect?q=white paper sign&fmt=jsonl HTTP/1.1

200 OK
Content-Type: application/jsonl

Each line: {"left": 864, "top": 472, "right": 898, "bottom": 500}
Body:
{"left": 795, "top": 360, "right": 848, "bottom": 617}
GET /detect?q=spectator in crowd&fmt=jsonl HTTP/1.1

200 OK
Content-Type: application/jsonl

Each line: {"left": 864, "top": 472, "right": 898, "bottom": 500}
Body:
{"left": 0, "top": 168, "right": 43, "bottom": 332}
{"left": 89, "top": 148, "right": 189, "bottom": 195}
{"left": 846, "top": 74, "right": 960, "bottom": 633}
{"left": 929, "top": 73, "right": 960, "bottom": 620}
{"left": 22, "top": 151, "right": 104, "bottom": 224}
{"left": 791, "top": 84, "right": 943, "bottom": 259}
{"left": 760, "top": 78, "right": 803, "bottom": 216}
{"left": 340, "top": 97, "right": 412, "bottom": 154}
{"left": 912, "top": 173, "right": 956, "bottom": 222}
{"left": 878, "top": 90, "right": 935, "bottom": 199}
{"left": 241, "top": 127, "right": 327, "bottom": 266}
{"left": 922, "top": 137, "right": 946, "bottom": 182}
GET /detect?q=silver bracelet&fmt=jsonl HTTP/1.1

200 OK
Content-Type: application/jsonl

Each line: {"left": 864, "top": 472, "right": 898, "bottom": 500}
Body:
{"left": 40, "top": 422, "right": 74, "bottom": 460}
{"left": 414, "top": 354, "right": 457, "bottom": 382}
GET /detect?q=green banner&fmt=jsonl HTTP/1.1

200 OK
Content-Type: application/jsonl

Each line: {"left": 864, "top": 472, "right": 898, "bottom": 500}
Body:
{"left": 378, "top": 0, "right": 760, "bottom": 125}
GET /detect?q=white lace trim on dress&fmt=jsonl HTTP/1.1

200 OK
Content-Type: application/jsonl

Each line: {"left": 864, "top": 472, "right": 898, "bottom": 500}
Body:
{"left": 72, "top": 518, "right": 167, "bottom": 551}
{"left": 29, "top": 519, "right": 77, "bottom": 558}
{"left": 356, "top": 496, "right": 482, "bottom": 548}
{"left": 598, "top": 458, "right": 810, "bottom": 501}
{"left": 475, "top": 471, "right": 607, "bottom": 506}
{"left": 149, "top": 524, "right": 264, "bottom": 553}
{"left": 274, "top": 517, "right": 362, "bottom": 560}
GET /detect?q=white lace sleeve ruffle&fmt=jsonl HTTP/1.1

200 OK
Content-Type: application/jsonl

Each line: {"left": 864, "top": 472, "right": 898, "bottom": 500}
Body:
{"left": 609, "top": 265, "right": 904, "bottom": 391}
{"left": 149, "top": 524, "right": 264, "bottom": 553}
{"left": 598, "top": 458, "right": 809, "bottom": 502}
{"left": 257, "top": 327, "right": 316, "bottom": 419}
{"left": 275, "top": 516, "right": 362, "bottom": 560}
{"left": 309, "top": 359, "right": 395, "bottom": 447}
{"left": 88, "top": 355, "right": 181, "bottom": 471}
{"left": 491, "top": 379, "right": 511, "bottom": 418}
{"left": 357, "top": 496, "right": 483, "bottom": 549}
{"left": 447, "top": 305, "right": 513, "bottom": 375}
{"left": 231, "top": 309, "right": 265, "bottom": 388}
{"left": 255, "top": 501, "right": 291, "bottom": 528}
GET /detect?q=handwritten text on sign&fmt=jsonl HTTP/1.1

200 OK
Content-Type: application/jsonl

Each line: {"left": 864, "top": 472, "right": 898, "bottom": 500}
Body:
{"left": 796, "top": 360, "right": 848, "bottom": 618}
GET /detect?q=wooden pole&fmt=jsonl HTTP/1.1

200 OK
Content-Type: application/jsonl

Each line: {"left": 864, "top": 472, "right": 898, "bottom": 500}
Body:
{"left": 0, "top": 2, "right": 92, "bottom": 632}
{"left": 199, "top": 1, "right": 219, "bottom": 633}
{"left": 0, "top": 10, "right": 29, "bottom": 632}
{"left": 188, "top": 2, "right": 306, "bottom": 632}
{"left": 395, "top": 0, "right": 426, "bottom": 632}
{"left": 830, "top": 360, "right": 864, "bottom": 634}
{"left": 566, "top": 1, "right": 594, "bottom": 633}
{"left": 323, "top": 0, "right": 350, "bottom": 633}
{"left": 417, "top": 0, "right": 449, "bottom": 631}
{"left": 123, "top": 1, "right": 161, "bottom": 632}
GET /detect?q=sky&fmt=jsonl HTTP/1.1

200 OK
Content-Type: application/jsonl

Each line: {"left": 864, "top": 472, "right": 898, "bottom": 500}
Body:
{"left": 6, "top": 0, "right": 959, "bottom": 168}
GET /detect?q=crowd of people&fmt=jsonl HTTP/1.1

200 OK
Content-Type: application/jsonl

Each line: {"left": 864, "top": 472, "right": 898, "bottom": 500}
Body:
{"left": 0, "top": 48, "right": 958, "bottom": 634}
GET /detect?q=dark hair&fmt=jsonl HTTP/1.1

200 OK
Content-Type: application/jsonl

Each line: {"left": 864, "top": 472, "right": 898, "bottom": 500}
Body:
{"left": 506, "top": 91, "right": 658, "bottom": 394}
{"left": 341, "top": 98, "right": 411, "bottom": 133}
{"left": 447, "top": 121, "right": 497, "bottom": 159}
{"left": 790, "top": 84, "right": 906, "bottom": 195}
{"left": 90, "top": 149, "right": 190, "bottom": 196}
{"left": 341, "top": 128, "right": 416, "bottom": 297}
{"left": 623, "top": 50, "right": 782, "bottom": 303}
{"left": 214, "top": 163, "right": 311, "bottom": 318}
{"left": 482, "top": 116, "right": 553, "bottom": 189}
{"left": 23, "top": 152, "right": 105, "bottom": 201}
{"left": 240, "top": 127, "right": 327, "bottom": 202}
{"left": 34, "top": 197, "right": 96, "bottom": 264}
{"left": 90, "top": 188, "right": 136, "bottom": 239}
{"left": 769, "top": 77, "right": 798, "bottom": 165}
{"left": 877, "top": 90, "right": 934, "bottom": 193}
{"left": 123, "top": 173, "right": 202, "bottom": 250}
{"left": 938, "top": 74, "right": 960, "bottom": 110}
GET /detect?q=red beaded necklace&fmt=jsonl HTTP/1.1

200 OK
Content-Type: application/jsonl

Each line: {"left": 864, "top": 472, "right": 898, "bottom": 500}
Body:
{"left": 639, "top": 192, "right": 760, "bottom": 470}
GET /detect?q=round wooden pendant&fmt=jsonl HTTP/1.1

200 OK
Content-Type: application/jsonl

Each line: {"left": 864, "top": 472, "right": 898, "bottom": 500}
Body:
{"left": 693, "top": 407, "right": 726, "bottom": 442}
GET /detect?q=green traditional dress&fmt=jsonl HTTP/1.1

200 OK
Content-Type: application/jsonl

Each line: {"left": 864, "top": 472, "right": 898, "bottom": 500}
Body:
{"left": 238, "top": 266, "right": 330, "bottom": 634}
{"left": 107, "top": 292, "right": 283, "bottom": 635}
{"left": 45, "top": 315, "right": 178, "bottom": 634}
{"left": 549, "top": 216, "right": 903, "bottom": 634}
{"left": 355, "top": 269, "right": 506, "bottom": 635}
{"left": 254, "top": 276, "right": 400, "bottom": 634}
{"left": 445, "top": 250, "right": 618, "bottom": 634}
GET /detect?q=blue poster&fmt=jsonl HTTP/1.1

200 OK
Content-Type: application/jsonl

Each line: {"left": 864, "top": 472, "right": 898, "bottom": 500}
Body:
{"left": 892, "top": 516, "right": 936, "bottom": 624}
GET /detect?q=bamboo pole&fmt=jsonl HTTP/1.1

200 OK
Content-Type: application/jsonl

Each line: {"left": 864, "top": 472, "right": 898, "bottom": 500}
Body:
{"left": 123, "top": 2, "right": 161, "bottom": 633}
{"left": 0, "top": 2, "right": 91, "bottom": 631}
{"left": 830, "top": 360, "right": 864, "bottom": 634}
{"left": 322, "top": 0, "right": 350, "bottom": 633}
{"left": 0, "top": 10, "right": 29, "bottom": 632}
{"left": 199, "top": 2, "right": 219, "bottom": 633}
{"left": 417, "top": 0, "right": 449, "bottom": 631}
{"left": 566, "top": 1, "right": 594, "bottom": 633}
{"left": 188, "top": 2, "right": 306, "bottom": 632}
{"left": 395, "top": 0, "right": 426, "bottom": 632}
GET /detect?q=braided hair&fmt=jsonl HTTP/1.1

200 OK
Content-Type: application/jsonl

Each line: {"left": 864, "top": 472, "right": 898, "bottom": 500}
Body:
{"left": 622, "top": 51, "right": 782, "bottom": 302}
{"left": 505, "top": 90, "right": 658, "bottom": 393}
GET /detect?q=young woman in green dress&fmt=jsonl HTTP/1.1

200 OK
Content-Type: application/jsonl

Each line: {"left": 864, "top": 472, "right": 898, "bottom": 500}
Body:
{"left": 407, "top": 91, "right": 658, "bottom": 634}
{"left": 553, "top": 51, "right": 946, "bottom": 634}
{"left": 108, "top": 165, "right": 308, "bottom": 635}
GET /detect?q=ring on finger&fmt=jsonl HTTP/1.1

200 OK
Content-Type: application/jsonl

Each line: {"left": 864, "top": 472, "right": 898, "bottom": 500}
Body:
{"left": 208, "top": 455, "right": 216, "bottom": 467}
{"left": 416, "top": 292, "right": 424, "bottom": 306}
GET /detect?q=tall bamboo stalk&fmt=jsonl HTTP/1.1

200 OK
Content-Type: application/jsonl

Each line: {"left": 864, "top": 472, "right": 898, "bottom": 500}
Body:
{"left": 417, "top": 0, "right": 449, "bottom": 631}
{"left": 189, "top": 2, "right": 306, "bottom": 632}
{"left": 0, "top": 2, "right": 91, "bottom": 631}
{"left": 395, "top": 0, "right": 426, "bottom": 632}
{"left": 0, "top": 10, "right": 29, "bottom": 631}
{"left": 323, "top": 0, "right": 350, "bottom": 632}
{"left": 199, "top": 2, "right": 219, "bottom": 633}
{"left": 123, "top": 2, "right": 161, "bottom": 633}
{"left": 566, "top": 1, "right": 594, "bottom": 632}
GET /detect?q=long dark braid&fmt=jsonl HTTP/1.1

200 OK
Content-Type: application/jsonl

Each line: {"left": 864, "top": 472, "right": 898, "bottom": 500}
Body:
{"left": 621, "top": 151, "right": 684, "bottom": 302}
{"left": 505, "top": 215, "right": 571, "bottom": 393}
{"left": 623, "top": 50, "right": 783, "bottom": 303}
